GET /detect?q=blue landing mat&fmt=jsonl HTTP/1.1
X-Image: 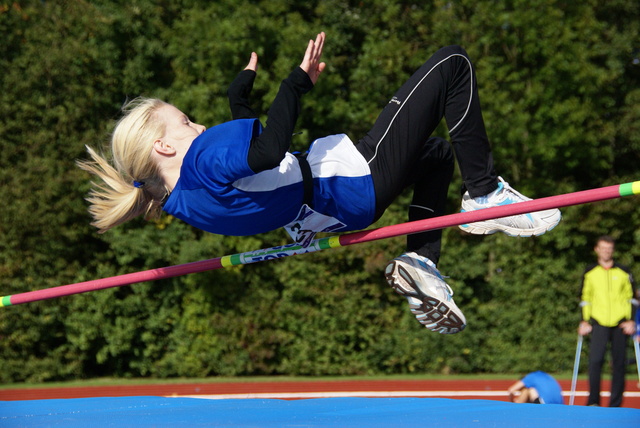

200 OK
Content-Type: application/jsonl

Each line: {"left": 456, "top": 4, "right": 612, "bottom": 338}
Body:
{"left": 2, "top": 396, "right": 639, "bottom": 427}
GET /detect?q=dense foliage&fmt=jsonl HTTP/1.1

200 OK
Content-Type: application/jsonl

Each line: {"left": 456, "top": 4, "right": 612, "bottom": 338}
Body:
{"left": 1, "top": 0, "right": 639, "bottom": 382}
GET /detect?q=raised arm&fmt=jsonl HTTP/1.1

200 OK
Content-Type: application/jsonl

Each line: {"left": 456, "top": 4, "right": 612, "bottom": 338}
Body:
{"left": 247, "top": 32, "right": 326, "bottom": 173}
{"left": 227, "top": 53, "right": 259, "bottom": 120}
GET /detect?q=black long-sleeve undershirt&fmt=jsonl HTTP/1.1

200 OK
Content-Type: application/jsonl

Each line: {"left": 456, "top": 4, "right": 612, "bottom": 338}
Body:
{"left": 226, "top": 67, "right": 314, "bottom": 173}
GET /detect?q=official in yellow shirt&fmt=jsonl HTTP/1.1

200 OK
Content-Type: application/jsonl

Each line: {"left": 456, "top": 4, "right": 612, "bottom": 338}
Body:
{"left": 578, "top": 235, "right": 636, "bottom": 407}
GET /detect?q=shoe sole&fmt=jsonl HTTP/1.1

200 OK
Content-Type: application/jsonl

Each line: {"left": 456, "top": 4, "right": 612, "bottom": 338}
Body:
{"left": 385, "top": 261, "right": 466, "bottom": 334}
{"left": 459, "top": 221, "right": 558, "bottom": 237}
{"left": 459, "top": 212, "right": 561, "bottom": 237}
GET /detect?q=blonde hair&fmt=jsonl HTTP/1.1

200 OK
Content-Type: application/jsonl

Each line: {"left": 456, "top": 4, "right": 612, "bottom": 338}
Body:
{"left": 77, "top": 97, "right": 171, "bottom": 233}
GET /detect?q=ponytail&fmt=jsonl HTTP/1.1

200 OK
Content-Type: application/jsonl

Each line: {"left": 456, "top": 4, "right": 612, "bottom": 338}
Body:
{"left": 77, "top": 98, "right": 170, "bottom": 233}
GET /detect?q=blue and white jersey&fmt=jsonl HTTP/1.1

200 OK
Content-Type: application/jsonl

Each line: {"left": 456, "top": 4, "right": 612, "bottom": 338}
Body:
{"left": 163, "top": 119, "right": 375, "bottom": 236}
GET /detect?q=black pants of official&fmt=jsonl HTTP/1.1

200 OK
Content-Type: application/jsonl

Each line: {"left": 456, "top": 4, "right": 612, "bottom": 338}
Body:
{"left": 355, "top": 45, "right": 498, "bottom": 264}
{"left": 587, "top": 319, "right": 628, "bottom": 407}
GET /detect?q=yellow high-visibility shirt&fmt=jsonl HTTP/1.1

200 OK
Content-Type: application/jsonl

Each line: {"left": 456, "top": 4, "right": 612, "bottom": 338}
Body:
{"left": 581, "top": 263, "right": 634, "bottom": 327}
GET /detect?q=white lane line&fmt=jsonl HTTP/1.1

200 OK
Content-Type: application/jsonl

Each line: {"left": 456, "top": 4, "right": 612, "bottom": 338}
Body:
{"left": 168, "top": 391, "right": 640, "bottom": 400}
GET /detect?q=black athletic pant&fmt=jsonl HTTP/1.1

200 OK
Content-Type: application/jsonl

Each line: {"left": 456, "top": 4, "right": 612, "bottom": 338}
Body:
{"left": 355, "top": 45, "right": 498, "bottom": 264}
{"left": 587, "top": 319, "right": 628, "bottom": 407}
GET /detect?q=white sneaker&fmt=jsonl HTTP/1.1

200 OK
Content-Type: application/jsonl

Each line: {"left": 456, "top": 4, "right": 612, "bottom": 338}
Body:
{"left": 459, "top": 177, "right": 561, "bottom": 237}
{"left": 385, "top": 252, "right": 466, "bottom": 334}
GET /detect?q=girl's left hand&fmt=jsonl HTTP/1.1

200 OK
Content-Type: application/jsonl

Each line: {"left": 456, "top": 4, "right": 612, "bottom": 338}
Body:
{"left": 299, "top": 32, "right": 326, "bottom": 85}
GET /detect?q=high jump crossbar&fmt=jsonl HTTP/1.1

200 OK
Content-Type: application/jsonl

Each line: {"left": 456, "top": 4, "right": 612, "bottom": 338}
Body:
{"left": 1, "top": 181, "right": 638, "bottom": 308}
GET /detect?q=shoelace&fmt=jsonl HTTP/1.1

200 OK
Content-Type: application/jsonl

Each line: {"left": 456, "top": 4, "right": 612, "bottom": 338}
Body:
{"left": 495, "top": 179, "right": 529, "bottom": 204}
{"left": 406, "top": 253, "right": 456, "bottom": 298}
{"left": 423, "top": 263, "right": 454, "bottom": 298}
{"left": 440, "top": 282, "right": 454, "bottom": 298}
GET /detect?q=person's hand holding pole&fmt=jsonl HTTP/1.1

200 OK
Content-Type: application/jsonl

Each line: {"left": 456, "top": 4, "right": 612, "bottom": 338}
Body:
{"left": 578, "top": 320, "right": 592, "bottom": 336}
{"left": 619, "top": 320, "right": 636, "bottom": 335}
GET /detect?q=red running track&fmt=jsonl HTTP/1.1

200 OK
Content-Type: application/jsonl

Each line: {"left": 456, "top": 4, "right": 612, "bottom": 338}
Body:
{"left": 1, "top": 379, "right": 639, "bottom": 408}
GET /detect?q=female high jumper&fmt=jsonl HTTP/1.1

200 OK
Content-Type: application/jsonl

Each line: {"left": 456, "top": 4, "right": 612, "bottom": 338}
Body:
{"left": 78, "top": 32, "right": 561, "bottom": 334}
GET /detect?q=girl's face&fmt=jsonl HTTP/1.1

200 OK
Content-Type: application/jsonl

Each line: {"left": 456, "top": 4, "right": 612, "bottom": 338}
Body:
{"left": 155, "top": 104, "right": 206, "bottom": 155}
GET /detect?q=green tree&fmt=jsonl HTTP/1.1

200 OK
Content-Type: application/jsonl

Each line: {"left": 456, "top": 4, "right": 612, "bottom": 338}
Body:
{"left": 1, "top": 0, "right": 638, "bottom": 381}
